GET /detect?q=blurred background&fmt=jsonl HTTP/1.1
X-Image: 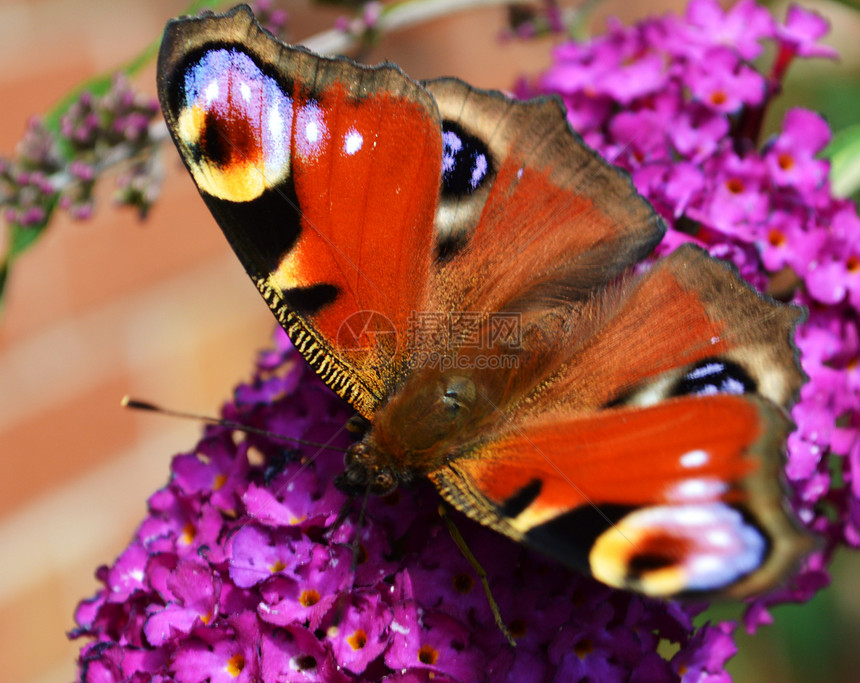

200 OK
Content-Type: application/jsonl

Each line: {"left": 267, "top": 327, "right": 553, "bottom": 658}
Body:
{"left": 0, "top": 1, "right": 857, "bottom": 681}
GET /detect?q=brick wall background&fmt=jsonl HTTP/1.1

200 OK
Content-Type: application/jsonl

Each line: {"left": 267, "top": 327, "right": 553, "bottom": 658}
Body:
{"left": 0, "top": 2, "right": 857, "bottom": 682}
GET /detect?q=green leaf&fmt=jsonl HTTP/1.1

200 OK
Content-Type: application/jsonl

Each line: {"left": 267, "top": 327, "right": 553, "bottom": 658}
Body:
{"left": 8, "top": 194, "right": 59, "bottom": 256}
{"left": 0, "top": 215, "right": 49, "bottom": 313}
{"left": 825, "top": 122, "right": 860, "bottom": 198}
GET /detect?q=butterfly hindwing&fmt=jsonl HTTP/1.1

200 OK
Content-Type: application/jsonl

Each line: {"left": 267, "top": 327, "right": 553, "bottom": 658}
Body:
{"left": 533, "top": 244, "right": 806, "bottom": 415}
{"left": 420, "top": 242, "right": 809, "bottom": 597}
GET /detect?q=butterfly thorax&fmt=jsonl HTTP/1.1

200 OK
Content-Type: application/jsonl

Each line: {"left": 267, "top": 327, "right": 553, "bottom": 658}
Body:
{"left": 334, "top": 372, "right": 488, "bottom": 497}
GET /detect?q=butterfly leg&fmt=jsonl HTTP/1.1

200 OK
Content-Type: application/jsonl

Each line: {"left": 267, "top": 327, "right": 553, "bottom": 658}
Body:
{"left": 323, "top": 496, "right": 356, "bottom": 539}
{"left": 438, "top": 504, "right": 516, "bottom": 647}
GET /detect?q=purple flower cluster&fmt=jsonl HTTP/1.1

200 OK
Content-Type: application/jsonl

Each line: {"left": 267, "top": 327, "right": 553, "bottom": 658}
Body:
{"left": 0, "top": 118, "right": 62, "bottom": 228}
{"left": 73, "top": 329, "right": 735, "bottom": 682}
{"left": 1, "top": 73, "right": 161, "bottom": 230}
{"left": 521, "top": 0, "right": 854, "bottom": 630}
{"left": 59, "top": 73, "right": 161, "bottom": 218}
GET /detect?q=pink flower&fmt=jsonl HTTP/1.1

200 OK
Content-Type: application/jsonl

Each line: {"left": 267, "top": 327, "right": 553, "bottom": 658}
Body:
{"left": 777, "top": 4, "right": 839, "bottom": 59}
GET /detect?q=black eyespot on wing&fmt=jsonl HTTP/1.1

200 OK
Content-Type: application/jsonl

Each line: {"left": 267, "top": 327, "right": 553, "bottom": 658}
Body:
{"left": 526, "top": 504, "right": 631, "bottom": 571}
{"left": 281, "top": 283, "right": 339, "bottom": 316}
{"left": 440, "top": 120, "right": 493, "bottom": 198}
{"left": 673, "top": 358, "right": 756, "bottom": 397}
{"left": 498, "top": 478, "right": 543, "bottom": 519}
{"left": 627, "top": 548, "right": 678, "bottom": 576}
{"left": 200, "top": 105, "right": 258, "bottom": 169}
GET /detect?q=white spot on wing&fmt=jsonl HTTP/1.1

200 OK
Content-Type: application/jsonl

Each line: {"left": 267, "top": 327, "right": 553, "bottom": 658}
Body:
{"left": 690, "top": 555, "right": 723, "bottom": 576}
{"left": 706, "top": 529, "right": 733, "bottom": 547}
{"left": 268, "top": 105, "right": 284, "bottom": 139}
{"left": 671, "top": 478, "right": 726, "bottom": 501}
{"left": 240, "top": 81, "right": 252, "bottom": 102}
{"left": 687, "top": 362, "right": 724, "bottom": 380}
{"left": 344, "top": 129, "right": 363, "bottom": 155}
{"left": 680, "top": 449, "right": 709, "bottom": 468}
{"left": 471, "top": 153, "right": 488, "bottom": 188}
{"left": 204, "top": 79, "right": 219, "bottom": 104}
{"left": 295, "top": 102, "right": 327, "bottom": 159}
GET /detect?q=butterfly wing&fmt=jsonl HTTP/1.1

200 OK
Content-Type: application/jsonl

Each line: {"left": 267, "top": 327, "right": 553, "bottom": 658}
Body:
{"left": 428, "top": 245, "right": 809, "bottom": 598}
{"left": 424, "top": 78, "right": 665, "bottom": 314}
{"left": 430, "top": 393, "right": 811, "bottom": 598}
{"left": 158, "top": 6, "right": 443, "bottom": 417}
{"left": 539, "top": 244, "right": 805, "bottom": 413}
{"left": 158, "top": 8, "right": 668, "bottom": 418}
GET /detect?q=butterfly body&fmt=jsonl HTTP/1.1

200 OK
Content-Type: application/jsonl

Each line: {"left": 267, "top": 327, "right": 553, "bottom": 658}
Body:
{"left": 158, "top": 5, "right": 812, "bottom": 599}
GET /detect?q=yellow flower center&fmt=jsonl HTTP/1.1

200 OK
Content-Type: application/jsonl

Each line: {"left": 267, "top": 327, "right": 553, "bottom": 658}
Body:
{"left": 575, "top": 638, "right": 594, "bottom": 659}
{"left": 418, "top": 644, "right": 439, "bottom": 665}
{"left": 778, "top": 152, "right": 795, "bottom": 170}
{"left": 300, "top": 589, "right": 320, "bottom": 607}
{"left": 347, "top": 629, "right": 368, "bottom": 650}
{"left": 225, "top": 653, "right": 244, "bottom": 677}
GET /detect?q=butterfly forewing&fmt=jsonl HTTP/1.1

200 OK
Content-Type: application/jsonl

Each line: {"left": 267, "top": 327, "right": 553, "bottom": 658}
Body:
{"left": 158, "top": 6, "right": 443, "bottom": 417}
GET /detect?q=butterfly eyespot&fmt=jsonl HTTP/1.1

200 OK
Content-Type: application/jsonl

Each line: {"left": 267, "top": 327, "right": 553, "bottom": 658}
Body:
{"left": 176, "top": 48, "right": 293, "bottom": 202}
{"left": 673, "top": 358, "right": 756, "bottom": 397}
{"left": 440, "top": 120, "right": 493, "bottom": 197}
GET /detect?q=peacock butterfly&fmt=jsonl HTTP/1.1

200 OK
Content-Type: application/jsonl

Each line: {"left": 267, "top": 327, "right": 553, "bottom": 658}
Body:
{"left": 157, "top": 5, "right": 812, "bottom": 599}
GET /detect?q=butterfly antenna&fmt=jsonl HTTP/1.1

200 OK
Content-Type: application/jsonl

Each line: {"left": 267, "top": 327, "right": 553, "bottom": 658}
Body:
{"left": 439, "top": 503, "right": 516, "bottom": 647}
{"left": 121, "top": 396, "right": 347, "bottom": 453}
{"left": 324, "top": 496, "right": 356, "bottom": 539}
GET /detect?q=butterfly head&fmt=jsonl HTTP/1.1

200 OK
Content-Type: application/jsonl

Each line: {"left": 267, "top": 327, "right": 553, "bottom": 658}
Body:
{"left": 336, "top": 441, "right": 398, "bottom": 497}
{"left": 335, "top": 373, "right": 482, "bottom": 497}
